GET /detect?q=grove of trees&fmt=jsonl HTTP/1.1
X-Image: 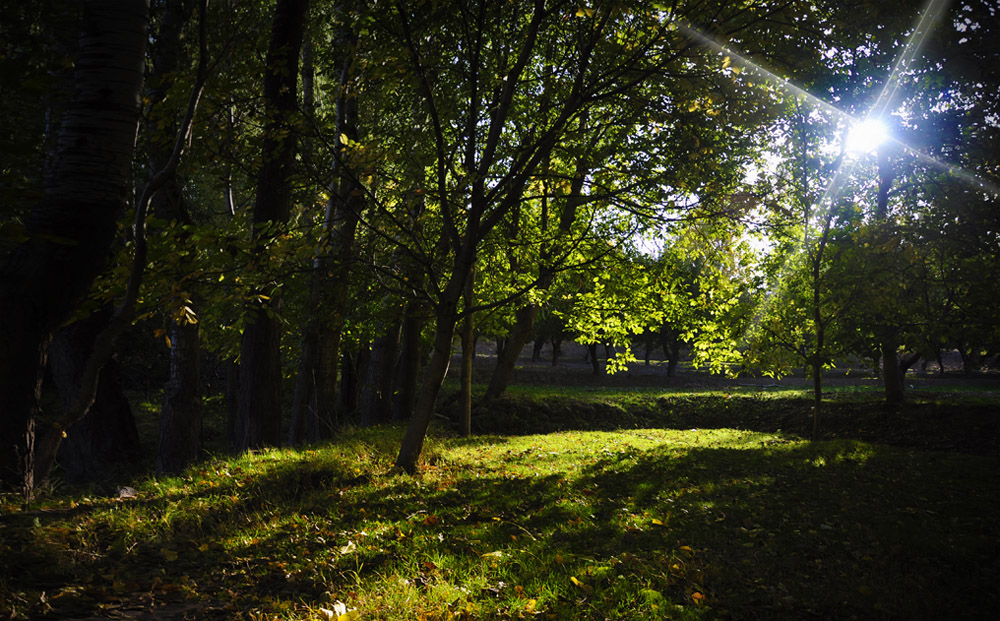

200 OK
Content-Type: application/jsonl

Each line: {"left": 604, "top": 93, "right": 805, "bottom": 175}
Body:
{"left": 1, "top": 0, "right": 996, "bottom": 496}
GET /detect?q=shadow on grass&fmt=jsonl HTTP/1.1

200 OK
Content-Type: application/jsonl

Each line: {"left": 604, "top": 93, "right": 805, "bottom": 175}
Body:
{"left": 5, "top": 429, "right": 998, "bottom": 620}
{"left": 467, "top": 392, "right": 1000, "bottom": 456}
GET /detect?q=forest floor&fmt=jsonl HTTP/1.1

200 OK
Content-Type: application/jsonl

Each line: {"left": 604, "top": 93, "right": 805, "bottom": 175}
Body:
{"left": 1, "top": 352, "right": 999, "bottom": 620}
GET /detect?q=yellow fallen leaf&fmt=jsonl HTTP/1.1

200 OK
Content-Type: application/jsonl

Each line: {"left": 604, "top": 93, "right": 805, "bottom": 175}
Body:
{"left": 651, "top": 518, "right": 664, "bottom": 526}
{"left": 162, "top": 548, "right": 178, "bottom": 562}
{"left": 679, "top": 545, "right": 693, "bottom": 553}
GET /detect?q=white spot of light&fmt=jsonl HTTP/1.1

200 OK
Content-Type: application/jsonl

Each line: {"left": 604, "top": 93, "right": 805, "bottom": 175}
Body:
{"left": 845, "top": 118, "right": 889, "bottom": 154}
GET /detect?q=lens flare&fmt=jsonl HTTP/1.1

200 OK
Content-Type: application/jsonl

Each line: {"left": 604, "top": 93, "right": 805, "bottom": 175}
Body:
{"left": 845, "top": 119, "right": 889, "bottom": 154}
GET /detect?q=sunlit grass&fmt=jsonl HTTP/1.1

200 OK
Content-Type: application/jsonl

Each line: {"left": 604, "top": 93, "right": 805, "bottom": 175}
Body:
{"left": 3, "top": 410, "right": 998, "bottom": 619}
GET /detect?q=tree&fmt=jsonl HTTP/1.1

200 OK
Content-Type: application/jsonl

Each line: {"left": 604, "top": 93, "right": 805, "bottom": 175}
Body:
{"left": 235, "top": 0, "right": 310, "bottom": 452}
{"left": 0, "top": 0, "right": 149, "bottom": 495}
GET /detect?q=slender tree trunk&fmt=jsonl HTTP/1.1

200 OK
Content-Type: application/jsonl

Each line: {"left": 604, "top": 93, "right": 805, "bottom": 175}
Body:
{"left": 460, "top": 267, "right": 476, "bottom": 437}
{"left": 158, "top": 319, "right": 202, "bottom": 473}
{"left": 289, "top": 16, "right": 360, "bottom": 444}
{"left": 588, "top": 343, "right": 602, "bottom": 376}
{"left": 149, "top": 0, "right": 203, "bottom": 475}
{"left": 875, "top": 146, "right": 905, "bottom": 405}
{"left": 485, "top": 305, "right": 536, "bottom": 399}
{"left": 882, "top": 339, "right": 904, "bottom": 404}
{"left": 358, "top": 323, "right": 402, "bottom": 427}
{"left": 235, "top": 0, "right": 310, "bottom": 452}
{"left": 485, "top": 159, "right": 588, "bottom": 399}
{"left": 531, "top": 337, "right": 545, "bottom": 362}
{"left": 0, "top": 0, "right": 148, "bottom": 494}
{"left": 396, "top": 242, "right": 475, "bottom": 472}
{"left": 391, "top": 303, "right": 426, "bottom": 422}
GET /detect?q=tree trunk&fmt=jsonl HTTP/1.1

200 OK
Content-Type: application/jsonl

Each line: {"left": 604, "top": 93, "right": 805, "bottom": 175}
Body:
{"left": 460, "top": 268, "right": 476, "bottom": 436}
{"left": 289, "top": 16, "right": 360, "bottom": 444}
{"left": 235, "top": 0, "right": 310, "bottom": 452}
{"left": 48, "top": 313, "right": 140, "bottom": 481}
{"left": 484, "top": 158, "right": 588, "bottom": 399}
{"left": 485, "top": 304, "right": 535, "bottom": 399}
{"left": 338, "top": 350, "right": 358, "bottom": 421}
{"left": 391, "top": 304, "right": 426, "bottom": 422}
{"left": 0, "top": 0, "right": 148, "bottom": 494}
{"left": 358, "top": 323, "right": 402, "bottom": 428}
{"left": 532, "top": 337, "right": 545, "bottom": 362}
{"left": 588, "top": 343, "right": 602, "bottom": 376}
{"left": 395, "top": 314, "right": 456, "bottom": 472}
{"left": 811, "top": 361, "right": 822, "bottom": 441}
{"left": 149, "top": 0, "right": 203, "bottom": 474}
{"left": 395, "top": 242, "right": 474, "bottom": 472}
{"left": 314, "top": 326, "right": 342, "bottom": 435}
{"left": 882, "top": 339, "right": 904, "bottom": 405}
{"left": 158, "top": 320, "right": 201, "bottom": 474}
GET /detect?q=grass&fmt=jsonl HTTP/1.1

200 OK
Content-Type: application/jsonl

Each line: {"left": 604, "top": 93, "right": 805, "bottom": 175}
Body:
{"left": 2, "top": 389, "right": 999, "bottom": 619}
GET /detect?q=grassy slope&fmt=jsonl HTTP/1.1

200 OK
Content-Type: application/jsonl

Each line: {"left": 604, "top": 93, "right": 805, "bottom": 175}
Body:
{"left": 1, "top": 390, "right": 999, "bottom": 620}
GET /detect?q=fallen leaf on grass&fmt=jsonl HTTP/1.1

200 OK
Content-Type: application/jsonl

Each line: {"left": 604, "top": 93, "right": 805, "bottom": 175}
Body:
{"left": 570, "top": 576, "right": 593, "bottom": 595}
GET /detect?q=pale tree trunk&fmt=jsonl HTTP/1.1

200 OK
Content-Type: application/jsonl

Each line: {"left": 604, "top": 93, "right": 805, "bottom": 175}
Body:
{"left": 0, "top": 0, "right": 149, "bottom": 495}
{"left": 235, "top": 0, "right": 310, "bottom": 451}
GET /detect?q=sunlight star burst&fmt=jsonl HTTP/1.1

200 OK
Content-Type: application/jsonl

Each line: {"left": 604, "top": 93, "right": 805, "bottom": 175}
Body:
{"left": 845, "top": 119, "right": 889, "bottom": 155}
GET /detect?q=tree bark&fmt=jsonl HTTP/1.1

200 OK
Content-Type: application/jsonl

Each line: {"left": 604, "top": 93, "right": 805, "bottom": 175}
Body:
{"left": 289, "top": 15, "right": 360, "bottom": 444}
{"left": 460, "top": 267, "right": 476, "bottom": 437}
{"left": 875, "top": 146, "right": 904, "bottom": 405}
{"left": 158, "top": 319, "right": 202, "bottom": 474}
{"left": 48, "top": 312, "right": 140, "bottom": 481}
{"left": 395, "top": 242, "right": 475, "bottom": 472}
{"left": 485, "top": 159, "right": 588, "bottom": 399}
{"left": 235, "top": 0, "right": 310, "bottom": 452}
{"left": 0, "top": 0, "right": 148, "bottom": 494}
{"left": 881, "top": 339, "right": 904, "bottom": 405}
{"left": 391, "top": 303, "right": 426, "bottom": 422}
{"left": 358, "top": 324, "right": 402, "bottom": 428}
{"left": 149, "top": 0, "right": 203, "bottom": 475}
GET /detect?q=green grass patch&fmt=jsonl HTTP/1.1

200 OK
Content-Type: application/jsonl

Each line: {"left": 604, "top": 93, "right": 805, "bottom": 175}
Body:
{"left": 3, "top": 409, "right": 999, "bottom": 619}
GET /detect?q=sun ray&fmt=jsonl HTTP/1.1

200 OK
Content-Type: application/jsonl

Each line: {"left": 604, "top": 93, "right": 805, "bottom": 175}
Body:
{"left": 869, "top": 0, "right": 950, "bottom": 118}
